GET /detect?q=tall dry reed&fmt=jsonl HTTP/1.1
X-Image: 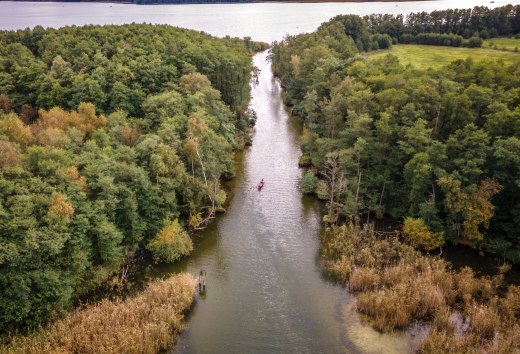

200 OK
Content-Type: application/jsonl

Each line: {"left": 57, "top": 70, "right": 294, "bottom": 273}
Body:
{"left": 4, "top": 273, "right": 195, "bottom": 354}
{"left": 322, "top": 224, "right": 520, "bottom": 353}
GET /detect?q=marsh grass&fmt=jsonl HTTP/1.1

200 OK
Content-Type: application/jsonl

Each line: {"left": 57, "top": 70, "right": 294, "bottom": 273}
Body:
{"left": 321, "top": 224, "right": 520, "bottom": 352}
{"left": 4, "top": 273, "right": 195, "bottom": 354}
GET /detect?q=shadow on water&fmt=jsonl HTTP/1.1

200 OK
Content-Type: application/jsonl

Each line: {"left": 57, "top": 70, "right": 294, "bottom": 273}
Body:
{"left": 441, "top": 243, "right": 520, "bottom": 286}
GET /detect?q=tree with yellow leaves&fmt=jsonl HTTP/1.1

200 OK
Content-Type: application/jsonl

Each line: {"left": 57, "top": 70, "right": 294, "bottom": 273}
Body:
{"left": 438, "top": 177, "right": 502, "bottom": 243}
{"left": 147, "top": 219, "right": 193, "bottom": 264}
{"left": 402, "top": 217, "right": 445, "bottom": 251}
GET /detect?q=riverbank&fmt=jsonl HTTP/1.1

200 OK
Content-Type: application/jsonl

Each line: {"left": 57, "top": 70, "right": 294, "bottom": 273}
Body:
{"left": 3, "top": 274, "right": 196, "bottom": 354}
{"left": 321, "top": 224, "right": 520, "bottom": 352}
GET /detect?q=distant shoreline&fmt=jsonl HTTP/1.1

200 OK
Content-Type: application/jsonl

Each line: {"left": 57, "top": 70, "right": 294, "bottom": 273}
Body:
{"left": 5, "top": 0, "right": 434, "bottom": 4}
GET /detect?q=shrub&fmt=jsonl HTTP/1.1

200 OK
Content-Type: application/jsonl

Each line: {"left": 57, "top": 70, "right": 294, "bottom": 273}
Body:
{"left": 298, "top": 155, "right": 311, "bottom": 167}
{"left": 430, "top": 306, "right": 455, "bottom": 335}
{"left": 413, "top": 33, "right": 464, "bottom": 47}
{"left": 454, "top": 267, "right": 477, "bottom": 306}
{"left": 418, "top": 328, "right": 467, "bottom": 353}
{"left": 300, "top": 171, "right": 318, "bottom": 194}
{"left": 356, "top": 286, "right": 412, "bottom": 331}
{"left": 500, "top": 285, "right": 520, "bottom": 324}
{"left": 380, "top": 262, "right": 413, "bottom": 287}
{"left": 372, "top": 33, "right": 393, "bottom": 49}
{"left": 147, "top": 219, "right": 193, "bottom": 264}
{"left": 402, "top": 217, "right": 445, "bottom": 251}
{"left": 465, "top": 36, "right": 483, "bottom": 48}
{"left": 326, "top": 255, "right": 354, "bottom": 284}
{"left": 215, "top": 189, "right": 227, "bottom": 208}
{"left": 315, "top": 179, "right": 329, "bottom": 200}
{"left": 467, "top": 302, "right": 500, "bottom": 340}
{"left": 349, "top": 267, "right": 380, "bottom": 292}
{"left": 399, "top": 34, "right": 414, "bottom": 44}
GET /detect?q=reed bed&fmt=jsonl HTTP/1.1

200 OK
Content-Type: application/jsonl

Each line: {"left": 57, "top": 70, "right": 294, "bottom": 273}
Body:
{"left": 321, "top": 224, "right": 520, "bottom": 353}
{"left": 4, "top": 273, "right": 195, "bottom": 354}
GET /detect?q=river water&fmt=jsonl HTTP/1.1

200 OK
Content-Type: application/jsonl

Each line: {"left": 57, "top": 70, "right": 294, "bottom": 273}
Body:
{"left": 158, "top": 51, "right": 417, "bottom": 354}
{"left": 2, "top": 1, "right": 520, "bottom": 353}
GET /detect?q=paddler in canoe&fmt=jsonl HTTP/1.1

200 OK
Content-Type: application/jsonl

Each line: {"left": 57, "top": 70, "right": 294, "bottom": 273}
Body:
{"left": 257, "top": 179, "right": 265, "bottom": 191}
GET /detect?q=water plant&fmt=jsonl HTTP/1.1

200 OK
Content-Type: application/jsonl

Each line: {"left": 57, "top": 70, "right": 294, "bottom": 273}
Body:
{"left": 3, "top": 274, "right": 195, "bottom": 354}
{"left": 321, "top": 224, "right": 520, "bottom": 352}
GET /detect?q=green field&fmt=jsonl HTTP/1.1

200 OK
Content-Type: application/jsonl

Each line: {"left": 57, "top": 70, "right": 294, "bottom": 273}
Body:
{"left": 368, "top": 44, "right": 520, "bottom": 69}
{"left": 484, "top": 37, "right": 520, "bottom": 51}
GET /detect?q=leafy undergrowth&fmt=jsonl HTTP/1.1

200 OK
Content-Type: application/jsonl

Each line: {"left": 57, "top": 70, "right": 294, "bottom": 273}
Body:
{"left": 4, "top": 273, "right": 195, "bottom": 354}
{"left": 322, "top": 224, "right": 520, "bottom": 353}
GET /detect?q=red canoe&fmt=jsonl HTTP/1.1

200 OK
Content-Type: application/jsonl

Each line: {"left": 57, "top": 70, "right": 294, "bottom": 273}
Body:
{"left": 257, "top": 181, "right": 265, "bottom": 191}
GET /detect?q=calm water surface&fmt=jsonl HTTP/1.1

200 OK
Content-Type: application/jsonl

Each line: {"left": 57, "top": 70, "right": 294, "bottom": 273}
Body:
{"left": 161, "top": 51, "right": 416, "bottom": 354}
{"left": 2, "top": 1, "right": 520, "bottom": 353}
{"left": 1, "top": 0, "right": 520, "bottom": 42}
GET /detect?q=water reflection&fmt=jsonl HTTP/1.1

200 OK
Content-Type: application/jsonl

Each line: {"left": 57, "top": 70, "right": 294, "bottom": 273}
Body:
{"left": 158, "top": 51, "right": 414, "bottom": 353}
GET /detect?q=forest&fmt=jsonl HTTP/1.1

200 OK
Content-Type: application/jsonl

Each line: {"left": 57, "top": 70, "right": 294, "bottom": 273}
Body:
{"left": 271, "top": 5, "right": 520, "bottom": 351}
{"left": 364, "top": 4, "right": 520, "bottom": 41}
{"left": 271, "top": 4, "right": 520, "bottom": 263}
{"left": 0, "top": 24, "right": 261, "bottom": 334}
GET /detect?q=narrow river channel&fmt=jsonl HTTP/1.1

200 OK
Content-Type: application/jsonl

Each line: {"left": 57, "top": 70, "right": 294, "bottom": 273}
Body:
{"left": 146, "top": 51, "right": 415, "bottom": 354}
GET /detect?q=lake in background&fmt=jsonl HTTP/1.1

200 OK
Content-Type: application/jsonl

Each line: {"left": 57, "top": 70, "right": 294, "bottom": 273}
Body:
{"left": 1, "top": 0, "right": 520, "bottom": 42}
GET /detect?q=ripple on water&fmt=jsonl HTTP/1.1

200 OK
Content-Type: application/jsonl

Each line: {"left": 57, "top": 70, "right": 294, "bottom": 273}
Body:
{"left": 169, "top": 51, "right": 414, "bottom": 354}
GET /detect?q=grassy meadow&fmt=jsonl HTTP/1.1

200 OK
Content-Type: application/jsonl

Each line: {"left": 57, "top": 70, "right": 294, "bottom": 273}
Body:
{"left": 484, "top": 37, "right": 520, "bottom": 51}
{"left": 3, "top": 274, "right": 195, "bottom": 354}
{"left": 368, "top": 44, "right": 520, "bottom": 69}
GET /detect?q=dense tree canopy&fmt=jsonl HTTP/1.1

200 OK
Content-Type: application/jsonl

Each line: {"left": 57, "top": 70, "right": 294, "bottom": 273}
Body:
{"left": 271, "top": 7, "right": 520, "bottom": 263}
{"left": 0, "top": 24, "right": 259, "bottom": 116}
{"left": 365, "top": 4, "right": 520, "bottom": 41}
{"left": 0, "top": 24, "right": 261, "bottom": 333}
